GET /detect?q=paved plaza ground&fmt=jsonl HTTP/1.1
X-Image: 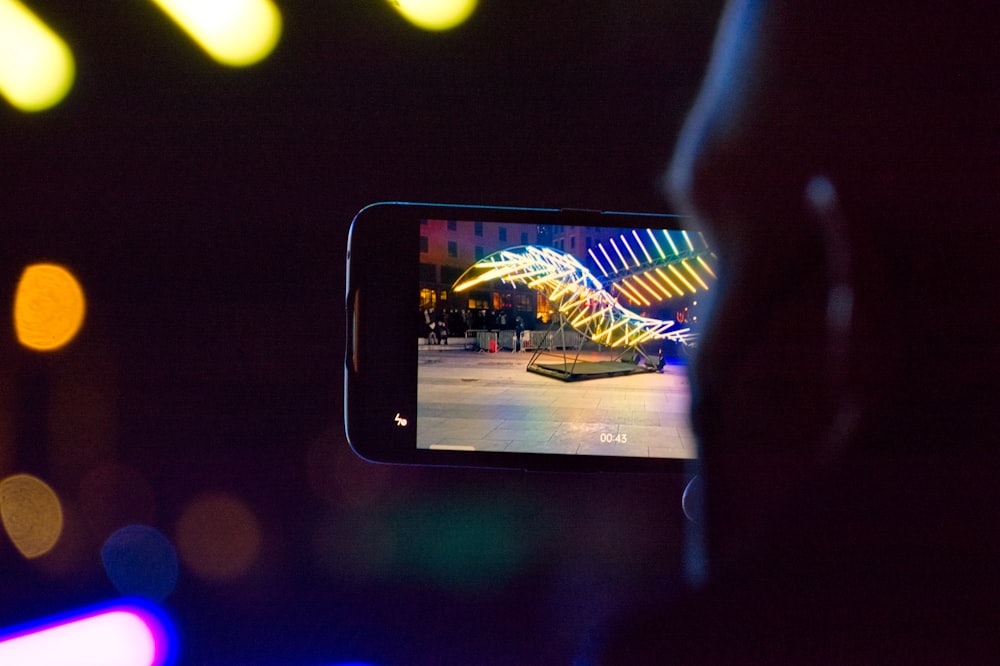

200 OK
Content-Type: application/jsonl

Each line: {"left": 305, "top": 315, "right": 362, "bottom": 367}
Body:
{"left": 417, "top": 344, "right": 697, "bottom": 459}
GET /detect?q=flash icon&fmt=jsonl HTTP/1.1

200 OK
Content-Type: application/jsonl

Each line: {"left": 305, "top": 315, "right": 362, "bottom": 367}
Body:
{"left": 394, "top": 413, "right": 408, "bottom": 427}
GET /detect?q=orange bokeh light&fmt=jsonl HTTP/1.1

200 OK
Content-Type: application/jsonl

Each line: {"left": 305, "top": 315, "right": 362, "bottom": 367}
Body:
{"left": 13, "top": 263, "right": 86, "bottom": 352}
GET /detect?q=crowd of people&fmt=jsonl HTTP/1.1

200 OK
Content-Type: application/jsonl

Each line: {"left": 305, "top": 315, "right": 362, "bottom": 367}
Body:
{"left": 418, "top": 306, "right": 540, "bottom": 345}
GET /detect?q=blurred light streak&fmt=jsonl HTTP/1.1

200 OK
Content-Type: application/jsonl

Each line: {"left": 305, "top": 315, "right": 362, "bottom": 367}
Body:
{"left": 0, "top": 474, "right": 63, "bottom": 559}
{"left": 0, "top": 600, "right": 175, "bottom": 666}
{"left": 389, "top": 0, "right": 477, "bottom": 31}
{"left": 149, "top": 0, "right": 281, "bottom": 66}
{"left": 13, "top": 263, "right": 86, "bottom": 352}
{"left": 0, "top": 0, "right": 74, "bottom": 111}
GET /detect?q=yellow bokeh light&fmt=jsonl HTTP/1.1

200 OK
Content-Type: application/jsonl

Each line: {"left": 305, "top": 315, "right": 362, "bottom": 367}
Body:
{"left": 389, "top": 0, "right": 478, "bottom": 31}
{"left": 0, "top": 0, "right": 75, "bottom": 111}
{"left": 0, "top": 474, "right": 64, "bottom": 559}
{"left": 13, "top": 263, "right": 86, "bottom": 352}
{"left": 150, "top": 0, "right": 282, "bottom": 66}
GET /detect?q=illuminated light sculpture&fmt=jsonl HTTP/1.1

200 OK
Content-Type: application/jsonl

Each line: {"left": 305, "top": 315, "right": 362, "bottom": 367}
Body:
{"left": 0, "top": 0, "right": 75, "bottom": 111}
{"left": 453, "top": 235, "right": 715, "bottom": 379}
{"left": 0, "top": 600, "right": 176, "bottom": 666}
{"left": 589, "top": 228, "right": 716, "bottom": 305}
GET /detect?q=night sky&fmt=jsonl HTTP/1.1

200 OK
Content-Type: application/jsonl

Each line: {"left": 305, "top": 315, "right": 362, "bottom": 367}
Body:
{"left": 2, "top": 3, "right": 724, "bottom": 663}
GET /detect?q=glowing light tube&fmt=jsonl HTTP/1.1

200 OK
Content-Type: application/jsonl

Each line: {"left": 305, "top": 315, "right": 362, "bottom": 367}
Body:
{"left": 149, "top": 0, "right": 281, "bottom": 66}
{"left": 647, "top": 228, "right": 666, "bottom": 259}
{"left": 633, "top": 230, "right": 653, "bottom": 263}
{"left": 588, "top": 248, "right": 609, "bottom": 277}
{"left": 0, "top": 0, "right": 75, "bottom": 111}
{"left": 0, "top": 600, "right": 175, "bottom": 666}
{"left": 599, "top": 244, "right": 618, "bottom": 273}
{"left": 620, "top": 235, "right": 641, "bottom": 267}
{"left": 391, "top": 0, "right": 478, "bottom": 32}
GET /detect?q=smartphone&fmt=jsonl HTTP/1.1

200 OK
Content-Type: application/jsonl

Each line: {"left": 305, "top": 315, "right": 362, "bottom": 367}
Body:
{"left": 345, "top": 202, "right": 715, "bottom": 472}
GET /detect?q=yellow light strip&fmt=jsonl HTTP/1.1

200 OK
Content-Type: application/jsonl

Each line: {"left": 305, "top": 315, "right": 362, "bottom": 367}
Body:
{"left": 634, "top": 326, "right": 671, "bottom": 346}
{"left": 668, "top": 264, "right": 697, "bottom": 294}
{"left": 631, "top": 274, "right": 663, "bottom": 301}
{"left": 613, "top": 284, "right": 638, "bottom": 306}
{"left": 0, "top": 0, "right": 75, "bottom": 111}
{"left": 655, "top": 268, "right": 683, "bottom": 294}
{"left": 572, "top": 308, "right": 605, "bottom": 327}
{"left": 646, "top": 272, "right": 674, "bottom": 298}
{"left": 610, "top": 330, "right": 632, "bottom": 348}
{"left": 559, "top": 295, "right": 591, "bottom": 312}
{"left": 619, "top": 279, "right": 650, "bottom": 306}
{"left": 682, "top": 259, "right": 710, "bottom": 290}
{"left": 600, "top": 317, "right": 629, "bottom": 344}
{"left": 696, "top": 256, "right": 717, "bottom": 279}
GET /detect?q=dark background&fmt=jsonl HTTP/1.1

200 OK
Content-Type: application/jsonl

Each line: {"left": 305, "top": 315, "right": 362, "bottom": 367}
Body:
{"left": 2, "top": 2, "right": 724, "bottom": 663}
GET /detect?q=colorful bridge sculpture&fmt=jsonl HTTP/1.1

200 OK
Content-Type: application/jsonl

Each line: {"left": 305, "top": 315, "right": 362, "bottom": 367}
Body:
{"left": 452, "top": 228, "right": 717, "bottom": 380}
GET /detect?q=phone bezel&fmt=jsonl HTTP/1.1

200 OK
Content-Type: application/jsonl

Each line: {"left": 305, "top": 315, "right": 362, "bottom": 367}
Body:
{"left": 345, "top": 202, "right": 699, "bottom": 473}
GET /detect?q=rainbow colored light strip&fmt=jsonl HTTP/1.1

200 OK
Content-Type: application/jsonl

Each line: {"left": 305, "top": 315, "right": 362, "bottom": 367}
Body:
{"left": 453, "top": 242, "right": 707, "bottom": 348}
{"left": 0, "top": 599, "right": 176, "bottom": 666}
{"left": 587, "top": 228, "right": 716, "bottom": 307}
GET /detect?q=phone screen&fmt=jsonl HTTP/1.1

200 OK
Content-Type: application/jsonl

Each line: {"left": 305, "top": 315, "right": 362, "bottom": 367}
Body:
{"left": 416, "top": 217, "right": 710, "bottom": 462}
